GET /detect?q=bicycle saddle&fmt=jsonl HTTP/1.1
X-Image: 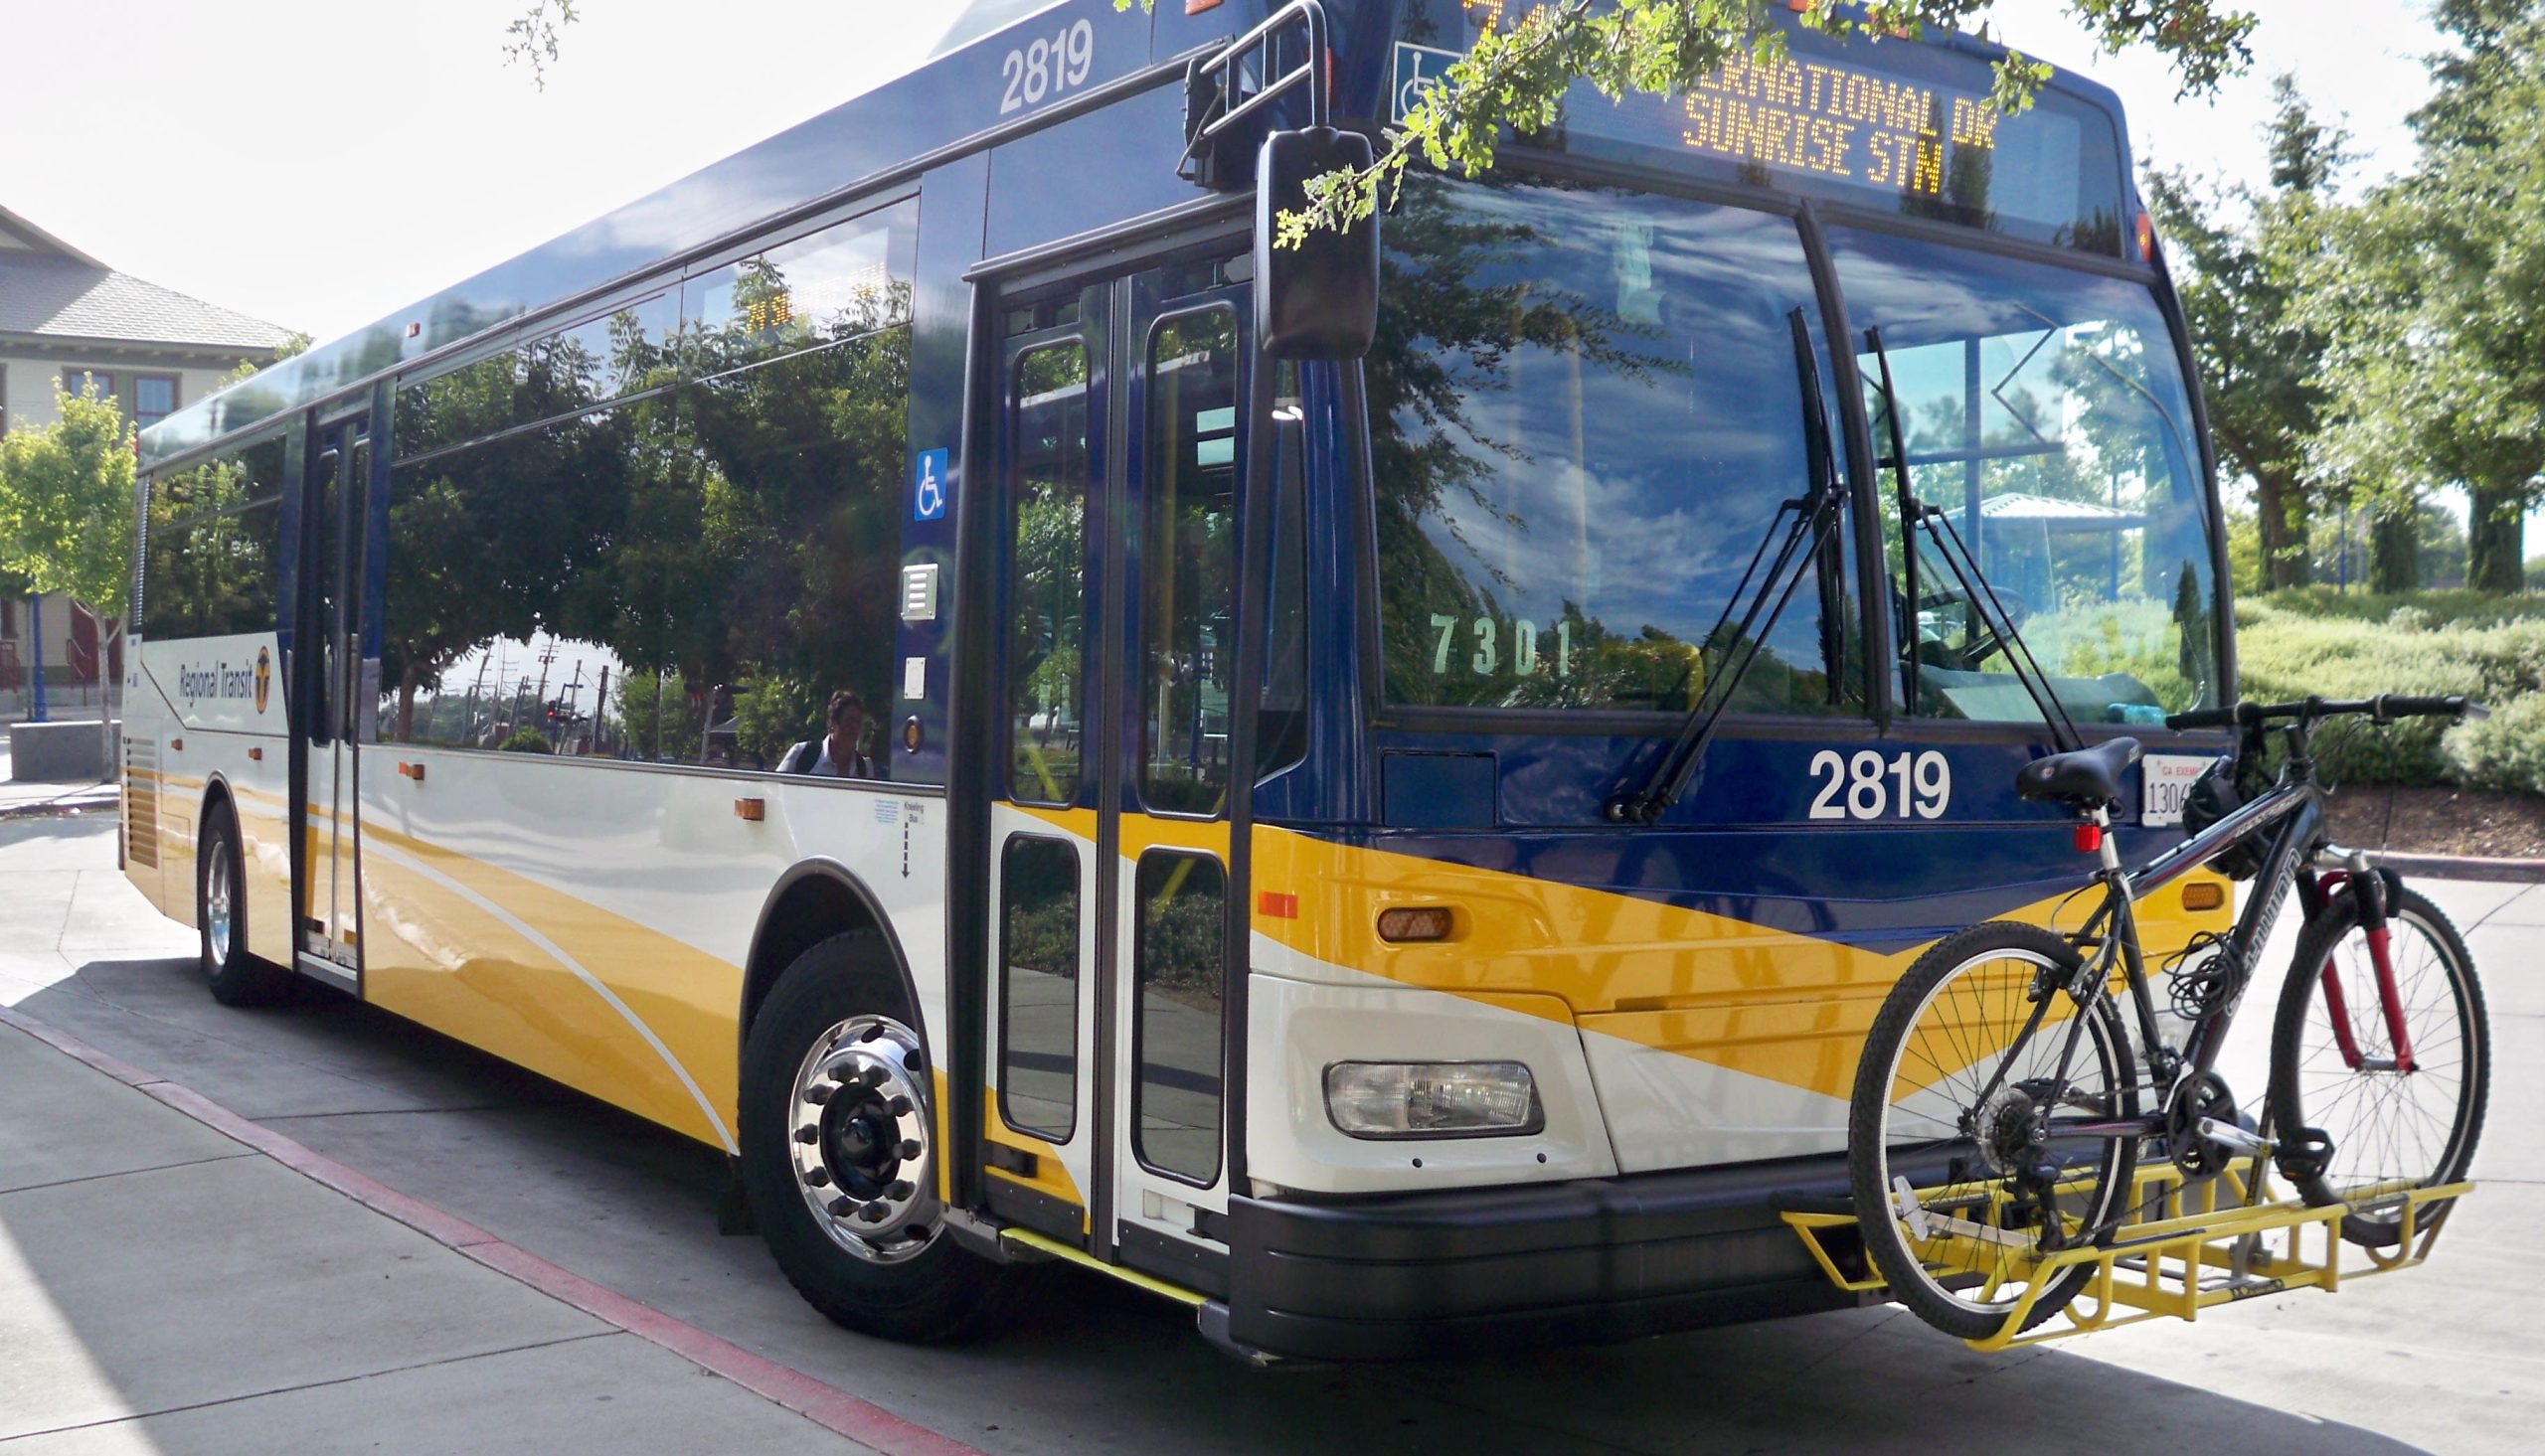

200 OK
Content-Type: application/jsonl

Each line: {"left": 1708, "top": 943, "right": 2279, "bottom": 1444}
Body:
{"left": 2012, "top": 736, "right": 2141, "bottom": 807}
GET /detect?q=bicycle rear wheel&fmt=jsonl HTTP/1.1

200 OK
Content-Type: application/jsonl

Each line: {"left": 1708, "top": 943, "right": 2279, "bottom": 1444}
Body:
{"left": 1849, "top": 921, "right": 2139, "bottom": 1341}
{"left": 2270, "top": 885, "right": 2488, "bottom": 1247}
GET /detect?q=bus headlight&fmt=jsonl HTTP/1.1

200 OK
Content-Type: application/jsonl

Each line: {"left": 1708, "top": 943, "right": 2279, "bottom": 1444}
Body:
{"left": 1322, "top": 1061, "right": 1542, "bottom": 1139}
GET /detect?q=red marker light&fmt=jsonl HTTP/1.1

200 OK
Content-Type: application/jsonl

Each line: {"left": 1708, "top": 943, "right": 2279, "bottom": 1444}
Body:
{"left": 2074, "top": 824, "right": 2104, "bottom": 854}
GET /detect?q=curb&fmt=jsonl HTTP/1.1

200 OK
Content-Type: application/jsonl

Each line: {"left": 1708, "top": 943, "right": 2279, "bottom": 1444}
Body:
{"left": 0, "top": 1002, "right": 988, "bottom": 1456}
{"left": 0, "top": 790, "right": 116, "bottom": 821}
{"left": 2369, "top": 852, "right": 2545, "bottom": 885}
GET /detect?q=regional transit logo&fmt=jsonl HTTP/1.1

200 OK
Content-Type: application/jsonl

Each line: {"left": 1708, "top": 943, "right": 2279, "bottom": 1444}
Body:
{"left": 176, "top": 649, "right": 274, "bottom": 716}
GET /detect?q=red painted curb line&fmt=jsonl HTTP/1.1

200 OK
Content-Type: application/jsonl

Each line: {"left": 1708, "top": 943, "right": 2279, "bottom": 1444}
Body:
{"left": 0, "top": 1004, "right": 988, "bottom": 1456}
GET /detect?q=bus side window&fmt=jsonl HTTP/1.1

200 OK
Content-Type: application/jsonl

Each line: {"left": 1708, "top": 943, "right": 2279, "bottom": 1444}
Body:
{"left": 1138, "top": 306, "right": 1240, "bottom": 816}
{"left": 142, "top": 435, "right": 288, "bottom": 643}
{"left": 378, "top": 200, "right": 923, "bottom": 768}
{"left": 998, "top": 835, "right": 1081, "bottom": 1142}
{"left": 1005, "top": 340, "right": 1092, "bottom": 804}
{"left": 1256, "top": 361, "right": 1308, "bottom": 782}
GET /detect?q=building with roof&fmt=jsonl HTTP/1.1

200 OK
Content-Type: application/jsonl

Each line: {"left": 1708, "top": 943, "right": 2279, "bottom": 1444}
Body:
{"left": 0, "top": 205, "right": 290, "bottom": 719}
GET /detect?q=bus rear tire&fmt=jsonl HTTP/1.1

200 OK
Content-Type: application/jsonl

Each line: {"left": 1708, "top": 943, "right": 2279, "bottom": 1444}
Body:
{"left": 739, "top": 933, "right": 1014, "bottom": 1344}
{"left": 198, "top": 801, "right": 290, "bottom": 1008}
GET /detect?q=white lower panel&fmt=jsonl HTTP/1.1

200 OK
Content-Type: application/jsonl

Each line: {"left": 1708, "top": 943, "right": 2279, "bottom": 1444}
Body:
{"left": 1578, "top": 1026, "right": 1851, "bottom": 1174}
{"left": 1245, "top": 962, "right": 1617, "bottom": 1196}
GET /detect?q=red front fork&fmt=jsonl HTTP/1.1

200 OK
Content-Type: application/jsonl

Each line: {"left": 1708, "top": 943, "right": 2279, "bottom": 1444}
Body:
{"left": 2316, "top": 872, "right": 2416, "bottom": 1074}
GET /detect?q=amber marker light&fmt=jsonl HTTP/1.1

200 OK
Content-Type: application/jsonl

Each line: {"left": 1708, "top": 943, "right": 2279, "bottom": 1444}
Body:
{"left": 2136, "top": 212, "right": 2157, "bottom": 263}
{"left": 1376, "top": 905, "right": 1455, "bottom": 943}
{"left": 734, "top": 798, "right": 766, "bottom": 822}
{"left": 2181, "top": 881, "right": 2227, "bottom": 912}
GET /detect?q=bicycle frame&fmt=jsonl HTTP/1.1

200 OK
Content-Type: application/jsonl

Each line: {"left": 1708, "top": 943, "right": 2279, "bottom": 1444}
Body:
{"left": 1969, "top": 728, "right": 2396, "bottom": 1159}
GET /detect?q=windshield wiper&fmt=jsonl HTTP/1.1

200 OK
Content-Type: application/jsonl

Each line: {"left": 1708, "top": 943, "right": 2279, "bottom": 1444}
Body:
{"left": 1862, "top": 324, "right": 2081, "bottom": 751}
{"left": 1606, "top": 310, "right": 1847, "bottom": 825}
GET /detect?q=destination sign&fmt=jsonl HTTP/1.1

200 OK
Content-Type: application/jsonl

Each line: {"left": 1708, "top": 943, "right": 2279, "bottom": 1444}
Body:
{"left": 1680, "top": 53, "right": 1999, "bottom": 201}
{"left": 1397, "top": 0, "right": 2128, "bottom": 254}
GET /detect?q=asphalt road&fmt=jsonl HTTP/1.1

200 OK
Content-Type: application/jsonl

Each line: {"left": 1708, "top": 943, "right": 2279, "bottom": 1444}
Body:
{"left": 3, "top": 812, "right": 2537, "bottom": 1454}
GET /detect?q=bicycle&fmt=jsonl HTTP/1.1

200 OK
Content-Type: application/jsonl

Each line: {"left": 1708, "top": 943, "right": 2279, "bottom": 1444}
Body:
{"left": 1845, "top": 694, "right": 2493, "bottom": 1340}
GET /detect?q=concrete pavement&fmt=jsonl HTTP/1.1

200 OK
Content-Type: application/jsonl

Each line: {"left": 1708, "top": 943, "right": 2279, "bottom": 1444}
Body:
{"left": 3, "top": 811, "right": 2539, "bottom": 1454}
{"left": 0, "top": 1011, "right": 922, "bottom": 1452}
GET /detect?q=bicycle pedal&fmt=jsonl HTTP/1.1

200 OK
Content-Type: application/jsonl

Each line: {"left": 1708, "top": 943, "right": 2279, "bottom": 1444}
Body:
{"left": 2275, "top": 1126, "right": 2335, "bottom": 1183}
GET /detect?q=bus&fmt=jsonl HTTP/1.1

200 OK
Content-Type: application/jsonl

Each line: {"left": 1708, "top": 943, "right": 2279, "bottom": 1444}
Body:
{"left": 122, "top": 0, "right": 2238, "bottom": 1361}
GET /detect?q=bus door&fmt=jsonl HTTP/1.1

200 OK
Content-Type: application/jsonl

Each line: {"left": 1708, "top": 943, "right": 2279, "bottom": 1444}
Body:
{"left": 982, "top": 258, "right": 1249, "bottom": 1282}
{"left": 291, "top": 411, "right": 369, "bottom": 988}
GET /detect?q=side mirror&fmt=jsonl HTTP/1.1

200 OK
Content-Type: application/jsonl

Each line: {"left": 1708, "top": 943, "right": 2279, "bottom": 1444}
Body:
{"left": 1255, "top": 127, "right": 1379, "bottom": 360}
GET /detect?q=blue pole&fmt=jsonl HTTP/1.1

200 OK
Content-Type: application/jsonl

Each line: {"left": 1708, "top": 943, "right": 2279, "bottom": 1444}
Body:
{"left": 28, "top": 594, "right": 47, "bottom": 724}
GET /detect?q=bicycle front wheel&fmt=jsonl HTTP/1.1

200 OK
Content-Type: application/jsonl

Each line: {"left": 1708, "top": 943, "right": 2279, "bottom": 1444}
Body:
{"left": 1849, "top": 921, "right": 2139, "bottom": 1341}
{"left": 2270, "top": 884, "right": 2488, "bottom": 1247}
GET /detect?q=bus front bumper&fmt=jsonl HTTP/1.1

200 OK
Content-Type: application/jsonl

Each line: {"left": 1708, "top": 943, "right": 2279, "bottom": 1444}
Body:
{"left": 1210, "top": 1153, "right": 1876, "bottom": 1362}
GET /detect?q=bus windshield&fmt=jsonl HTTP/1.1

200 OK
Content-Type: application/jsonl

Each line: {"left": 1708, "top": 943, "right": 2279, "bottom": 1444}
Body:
{"left": 1369, "top": 173, "right": 1857, "bottom": 716}
{"left": 1367, "top": 175, "right": 2220, "bottom": 723}
{"left": 1836, "top": 226, "right": 2221, "bottom": 722}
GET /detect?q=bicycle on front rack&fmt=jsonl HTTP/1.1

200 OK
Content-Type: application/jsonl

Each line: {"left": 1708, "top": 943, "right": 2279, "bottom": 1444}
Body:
{"left": 1844, "top": 694, "right": 2494, "bottom": 1341}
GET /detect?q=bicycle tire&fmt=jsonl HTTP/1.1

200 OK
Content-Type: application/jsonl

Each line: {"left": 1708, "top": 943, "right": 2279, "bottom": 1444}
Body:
{"left": 2270, "top": 885, "right": 2488, "bottom": 1248}
{"left": 1850, "top": 920, "right": 2139, "bottom": 1341}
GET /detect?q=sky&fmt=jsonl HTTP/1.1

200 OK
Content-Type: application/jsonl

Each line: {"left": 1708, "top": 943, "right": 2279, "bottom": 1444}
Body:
{"left": 0, "top": 1, "right": 2455, "bottom": 346}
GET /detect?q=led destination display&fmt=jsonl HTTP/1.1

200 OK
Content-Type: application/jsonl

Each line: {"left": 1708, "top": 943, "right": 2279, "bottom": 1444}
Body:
{"left": 1680, "top": 53, "right": 2000, "bottom": 199}
{"left": 1398, "top": 0, "right": 2131, "bottom": 254}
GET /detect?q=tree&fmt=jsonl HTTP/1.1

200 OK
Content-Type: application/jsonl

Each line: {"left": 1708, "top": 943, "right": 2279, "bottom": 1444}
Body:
{"left": 2144, "top": 77, "right": 2349, "bottom": 591}
{"left": 0, "top": 382, "right": 137, "bottom": 774}
{"left": 2308, "top": 0, "right": 2545, "bottom": 593}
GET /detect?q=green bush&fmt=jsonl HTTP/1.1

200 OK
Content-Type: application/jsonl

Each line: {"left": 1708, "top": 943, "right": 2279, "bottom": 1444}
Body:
{"left": 497, "top": 727, "right": 554, "bottom": 754}
{"left": 2446, "top": 693, "right": 2545, "bottom": 796}
{"left": 2229, "top": 590, "right": 2545, "bottom": 794}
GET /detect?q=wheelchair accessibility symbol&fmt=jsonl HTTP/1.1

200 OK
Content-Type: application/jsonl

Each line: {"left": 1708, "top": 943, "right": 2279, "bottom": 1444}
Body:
{"left": 912, "top": 448, "right": 949, "bottom": 522}
{"left": 1392, "top": 43, "right": 1460, "bottom": 121}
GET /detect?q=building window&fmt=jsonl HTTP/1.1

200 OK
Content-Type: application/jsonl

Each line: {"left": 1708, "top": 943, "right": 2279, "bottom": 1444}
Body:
{"left": 62, "top": 368, "right": 114, "bottom": 403}
{"left": 135, "top": 376, "right": 178, "bottom": 428}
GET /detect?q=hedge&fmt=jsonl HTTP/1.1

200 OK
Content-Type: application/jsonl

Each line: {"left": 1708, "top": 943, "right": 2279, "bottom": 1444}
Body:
{"left": 2231, "top": 591, "right": 2545, "bottom": 795}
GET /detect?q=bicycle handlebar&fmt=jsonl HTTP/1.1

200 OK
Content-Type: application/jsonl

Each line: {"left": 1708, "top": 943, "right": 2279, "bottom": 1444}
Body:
{"left": 2164, "top": 694, "right": 2487, "bottom": 731}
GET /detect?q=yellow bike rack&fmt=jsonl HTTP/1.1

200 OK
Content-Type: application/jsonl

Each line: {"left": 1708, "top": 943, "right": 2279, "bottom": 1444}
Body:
{"left": 1782, "top": 1161, "right": 2472, "bottom": 1352}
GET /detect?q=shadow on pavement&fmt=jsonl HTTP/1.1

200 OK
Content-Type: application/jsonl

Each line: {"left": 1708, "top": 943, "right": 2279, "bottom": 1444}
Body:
{"left": 4, "top": 954, "right": 2440, "bottom": 1456}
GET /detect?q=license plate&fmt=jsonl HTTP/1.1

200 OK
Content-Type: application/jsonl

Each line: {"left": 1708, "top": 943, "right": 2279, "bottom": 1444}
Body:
{"left": 2141, "top": 753, "right": 2214, "bottom": 828}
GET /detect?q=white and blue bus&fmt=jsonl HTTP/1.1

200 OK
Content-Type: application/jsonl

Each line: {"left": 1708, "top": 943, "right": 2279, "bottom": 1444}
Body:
{"left": 124, "top": 0, "right": 2237, "bottom": 1359}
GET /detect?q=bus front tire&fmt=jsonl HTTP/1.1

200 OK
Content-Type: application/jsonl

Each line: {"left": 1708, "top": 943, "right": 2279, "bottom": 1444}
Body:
{"left": 198, "top": 801, "right": 290, "bottom": 1007}
{"left": 739, "top": 933, "right": 1014, "bottom": 1344}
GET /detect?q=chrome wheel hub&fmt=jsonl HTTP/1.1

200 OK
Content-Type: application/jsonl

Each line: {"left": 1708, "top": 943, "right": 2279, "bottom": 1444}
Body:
{"left": 206, "top": 851, "right": 235, "bottom": 964}
{"left": 788, "top": 1015, "right": 936, "bottom": 1264}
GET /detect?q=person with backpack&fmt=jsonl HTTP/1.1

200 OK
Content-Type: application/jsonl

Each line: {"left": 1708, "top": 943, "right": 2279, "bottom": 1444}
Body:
{"left": 776, "top": 690, "right": 880, "bottom": 779}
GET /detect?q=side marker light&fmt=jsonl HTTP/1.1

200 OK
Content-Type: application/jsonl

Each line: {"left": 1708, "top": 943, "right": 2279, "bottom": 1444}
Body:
{"left": 1376, "top": 905, "right": 1454, "bottom": 942}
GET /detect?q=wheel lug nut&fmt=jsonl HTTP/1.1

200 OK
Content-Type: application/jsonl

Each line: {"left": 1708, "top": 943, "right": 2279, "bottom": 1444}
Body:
{"left": 860, "top": 1203, "right": 890, "bottom": 1222}
{"left": 828, "top": 1197, "right": 855, "bottom": 1217}
{"left": 861, "top": 1065, "right": 889, "bottom": 1087}
{"left": 794, "top": 1126, "right": 820, "bottom": 1144}
{"left": 885, "top": 1180, "right": 913, "bottom": 1201}
{"left": 803, "top": 1168, "right": 831, "bottom": 1188}
{"left": 804, "top": 1083, "right": 835, "bottom": 1105}
{"left": 887, "top": 1095, "right": 913, "bottom": 1116}
{"left": 898, "top": 1140, "right": 922, "bottom": 1159}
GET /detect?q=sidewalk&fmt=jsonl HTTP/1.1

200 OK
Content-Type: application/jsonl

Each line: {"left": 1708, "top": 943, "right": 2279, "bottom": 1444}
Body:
{"left": 0, "top": 1010, "right": 960, "bottom": 1454}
